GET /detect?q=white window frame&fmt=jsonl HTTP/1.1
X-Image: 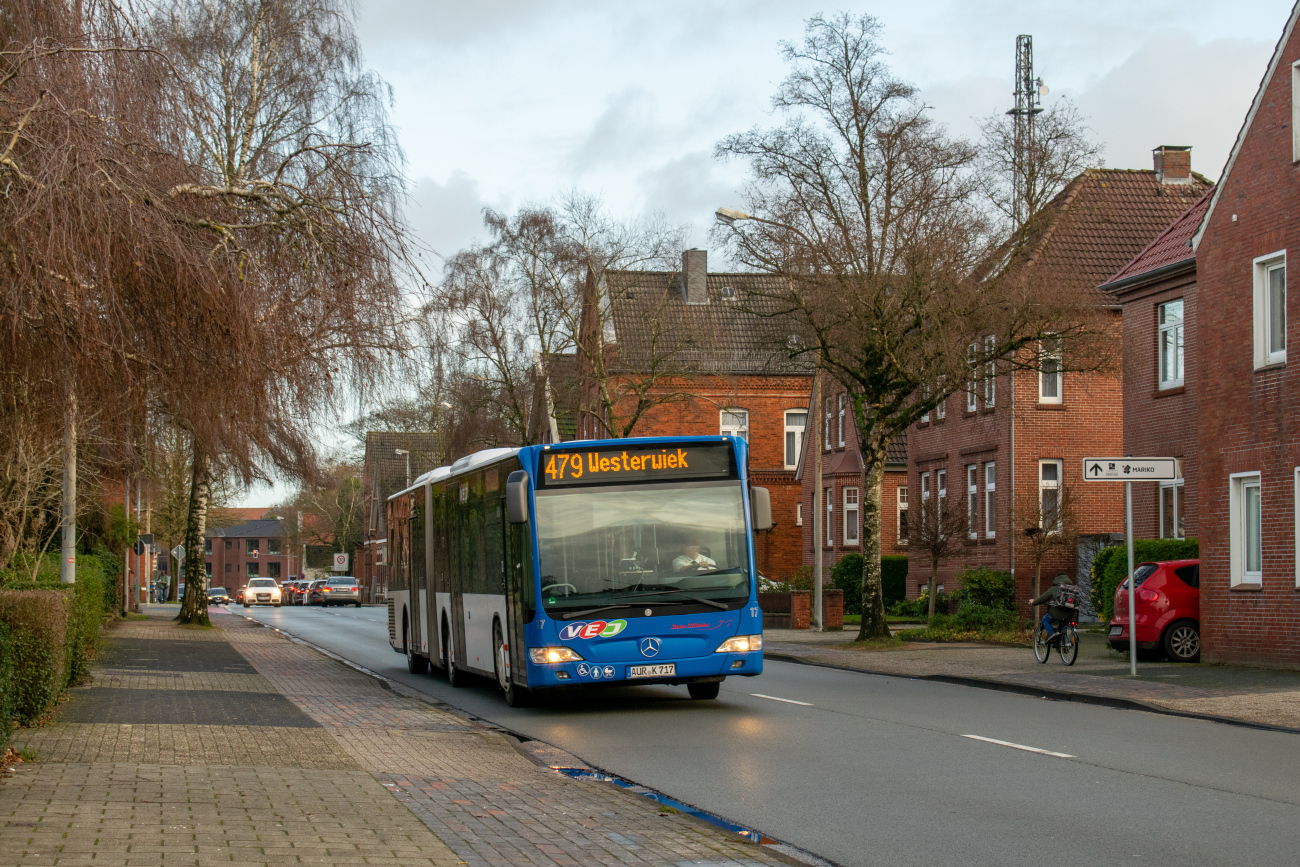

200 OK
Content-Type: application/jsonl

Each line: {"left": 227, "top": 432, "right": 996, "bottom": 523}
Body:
{"left": 843, "top": 487, "right": 860, "bottom": 546}
{"left": 825, "top": 487, "right": 834, "bottom": 546}
{"left": 966, "top": 342, "right": 978, "bottom": 412}
{"left": 1253, "top": 251, "right": 1287, "bottom": 368}
{"left": 984, "top": 462, "right": 996, "bottom": 539}
{"left": 1039, "top": 460, "right": 1063, "bottom": 533}
{"left": 784, "top": 410, "right": 807, "bottom": 470}
{"left": 796, "top": 502, "right": 803, "bottom": 527}
{"left": 1293, "top": 60, "right": 1300, "bottom": 162}
{"left": 824, "top": 396, "right": 833, "bottom": 449}
{"left": 720, "top": 408, "right": 749, "bottom": 441}
{"left": 936, "top": 469, "right": 947, "bottom": 510}
{"left": 837, "top": 393, "right": 846, "bottom": 447}
{"left": 898, "top": 484, "right": 909, "bottom": 545}
{"left": 920, "top": 472, "right": 930, "bottom": 508}
{"left": 1039, "top": 338, "right": 1063, "bottom": 404}
{"left": 1230, "top": 472, "right": 1263, "bottom": 587}
{"left": 1158, "top": 299, "right": 1185, "bottom": 389}
{"left": 984, "top": 335, "right": 996, "bottom": 407}
{"left": 966, "top": 464, "right": 978, "bottom": 539}
{"left": 935, "top": 377, "right": 946, "bottom": 420}
{"left": 920, "top": 383, "right": 930, "bottom": 424}
{"left": 1159, "top": 479, "right": 1185, "bottom": 540}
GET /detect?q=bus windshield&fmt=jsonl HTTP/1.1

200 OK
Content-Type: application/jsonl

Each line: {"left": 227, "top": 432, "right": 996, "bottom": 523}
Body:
{"left": 535, "top": 481, "right": 751, "bottom": 614}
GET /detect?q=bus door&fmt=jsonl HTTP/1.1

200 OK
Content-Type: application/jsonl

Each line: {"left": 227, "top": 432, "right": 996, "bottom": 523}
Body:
{"left": 504, "top": 515, "right": 533, "bottom": 686}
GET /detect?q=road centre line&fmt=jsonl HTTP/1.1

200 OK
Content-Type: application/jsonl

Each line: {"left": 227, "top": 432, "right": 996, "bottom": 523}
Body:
{"left": 961, "top": 734, "right": 1075, "bottom": 758}
{"left": 751, "top": 693, "right": 813, "bottom": 706}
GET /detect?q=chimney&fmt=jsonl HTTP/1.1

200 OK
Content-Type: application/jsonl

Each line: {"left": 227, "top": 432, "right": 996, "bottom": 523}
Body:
{"left": 1153, "top": 146, "right": 1192, "bottom": 184}
{"left": 682, "top": 248, "right": 708, "bottom": 305}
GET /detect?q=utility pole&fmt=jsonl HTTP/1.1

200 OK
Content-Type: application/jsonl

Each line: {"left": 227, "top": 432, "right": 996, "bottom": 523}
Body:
{"left": 1007, "top": 34, "right": 1046, "bottom": 233}
{"left": 60, "top": 384, "right": 77, "bottom": 583}
{"left": 812, "top": 376, "right": 824, "bottom": 631}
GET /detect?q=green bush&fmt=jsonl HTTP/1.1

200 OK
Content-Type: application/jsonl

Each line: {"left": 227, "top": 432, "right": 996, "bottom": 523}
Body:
{"left": 0, "top": 590, "right": 69, "bottom": 724}
{"left": 897, "top": 603, "right": 1029, "bottom": 644}
{"left": 0, "top": 621, "right": 14, "bottom": 748}
{"left": 882, "top": 555, "right": 908, "bottom": 606}
{"left": 954, "top": 567, "right": 1015, "bottom": 611}
{"left": 831, "top": 554, "right": 863, "bottom": 614}
{"left": 1091, "top": 538, "right": 1199, "bottom": 621}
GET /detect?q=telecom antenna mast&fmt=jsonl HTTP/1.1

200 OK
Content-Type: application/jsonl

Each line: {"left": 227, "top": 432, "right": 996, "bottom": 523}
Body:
{"left": 1007, "top": 35, "right": 1046, "bottom": 232}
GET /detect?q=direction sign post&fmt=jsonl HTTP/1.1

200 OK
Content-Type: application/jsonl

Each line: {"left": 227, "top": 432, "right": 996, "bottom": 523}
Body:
{"left": 171, "top": 544, "right": 185, "bottom": 562}
{"left": 1083, "top": 457, "right": 1179, "bottom": 676}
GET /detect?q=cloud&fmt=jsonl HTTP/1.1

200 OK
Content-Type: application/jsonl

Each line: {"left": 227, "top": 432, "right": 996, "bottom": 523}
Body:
{"left": 404, "top": 171, "right": 493, "bottom": 265}
{"left": 1073, "top": 32, "right": 1271, "bottom": 179}
{"left": 636, "top": 151, "right": 745, "bottom": 244}
{"left": 570, "top": 87, "right": 658, "bottom": 169}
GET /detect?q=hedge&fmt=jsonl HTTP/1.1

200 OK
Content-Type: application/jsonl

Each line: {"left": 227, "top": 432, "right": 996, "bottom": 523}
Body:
{"left": 1091, "top": 538, "right": 1199, "bottom": 621}
{"left": 954, "top": 566, "right": 1016, "bottom": 611}
{"left": 830, "top": 554, "right": 908, "bottom": 615}
{"left": 0, "top": 621, "right": 14, "bottom": 749}
{"left": 0, "top": 551, "right": 115, "bottom": 727}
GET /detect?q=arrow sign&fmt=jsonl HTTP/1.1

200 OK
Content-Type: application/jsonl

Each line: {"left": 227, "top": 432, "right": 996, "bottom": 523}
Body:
{"left": 1082, "top": 458, "right": 1179, "bottom": 481}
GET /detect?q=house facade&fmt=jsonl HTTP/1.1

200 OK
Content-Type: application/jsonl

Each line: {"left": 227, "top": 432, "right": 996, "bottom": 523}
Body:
{"left": 906, "top": 162, "right": 1212, "bottom": 609}
{"left": 204, "top": 518, "right": 296, "bottom": 594}
{"left": 592, "top": 250, "right": 814, "bottom": 580}
{"left": 1102, "top": 188, "right": 1210, "bottom": 542}
{"left": 1189, "top": 4, "right": 1300, "bottom": 666}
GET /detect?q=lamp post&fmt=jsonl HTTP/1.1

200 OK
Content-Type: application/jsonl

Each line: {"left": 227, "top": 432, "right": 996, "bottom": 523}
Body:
{"left": 716, "top": 206, "right": 823, "bottom": 628}
{"left": 394, "top": 448, "right": 410, "bottom": 488}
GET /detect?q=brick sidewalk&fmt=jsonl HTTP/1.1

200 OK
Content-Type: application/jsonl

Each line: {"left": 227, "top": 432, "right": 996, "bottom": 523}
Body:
{"left": 1, "top": 610, "right": 796, "bottom": 867}
{"left": 765, "top": 628, "right": 1300, "bottom": 730}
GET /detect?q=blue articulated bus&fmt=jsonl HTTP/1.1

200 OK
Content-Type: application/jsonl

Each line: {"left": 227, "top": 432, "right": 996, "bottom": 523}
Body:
{"left": 386, "top": 436, "right": 771, "bottom": 706}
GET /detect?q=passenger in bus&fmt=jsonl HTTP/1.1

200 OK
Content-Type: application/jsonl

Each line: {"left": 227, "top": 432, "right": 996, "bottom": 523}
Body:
{"left": 673, "top": 536, "right": 717, "bottom": 573}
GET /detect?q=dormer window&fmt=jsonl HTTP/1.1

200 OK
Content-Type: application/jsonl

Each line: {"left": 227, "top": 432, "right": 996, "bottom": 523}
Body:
{"left": 720, "top": 286, "right": 737, "bottom": 300}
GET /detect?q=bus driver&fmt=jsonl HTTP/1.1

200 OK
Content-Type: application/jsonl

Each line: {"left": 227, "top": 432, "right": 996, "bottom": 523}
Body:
{"left": 673, "top": 536, "right": 716, "bottom": 573}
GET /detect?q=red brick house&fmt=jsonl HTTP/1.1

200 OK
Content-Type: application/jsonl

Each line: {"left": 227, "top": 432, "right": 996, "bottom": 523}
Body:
{"left": 1102, "top": 186, "right": 1211, "bottom": 541}
{"left": 589, "top": 250, "right": 814, "bottom": 579}
{"left": 906, "top": 163, "right": 1211, "bottom": 609}
{"left": 798, "top": 370, "right": 909, "bottom": 576}
{"left": 204, "top": 518, "right": 296, "bottom": 595}
{"left": 1187, "top": 3, "right": 1300, "bottom": 666}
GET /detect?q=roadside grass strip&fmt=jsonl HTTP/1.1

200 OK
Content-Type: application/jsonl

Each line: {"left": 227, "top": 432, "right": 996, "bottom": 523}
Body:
{"left": 961, "top": 734, "right": 1075, "bottom": 758}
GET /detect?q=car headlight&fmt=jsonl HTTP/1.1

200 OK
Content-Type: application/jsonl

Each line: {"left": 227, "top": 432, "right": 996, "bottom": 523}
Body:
{"left": 715, "top": 634, "right": 762, "bottom": 653}
{"left": 529, "top": 646, "right": 584, "bottom": 664}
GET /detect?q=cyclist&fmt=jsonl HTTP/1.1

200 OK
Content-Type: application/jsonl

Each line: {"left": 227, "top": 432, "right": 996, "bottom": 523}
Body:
{"left": 1033, "top": 573, "right": 1079, "bottom": 638}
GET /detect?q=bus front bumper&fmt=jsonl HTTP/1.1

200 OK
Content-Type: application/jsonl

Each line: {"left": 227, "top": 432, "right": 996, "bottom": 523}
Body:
{"left": 526, "top": 651, "right": 762, "bottom": 688}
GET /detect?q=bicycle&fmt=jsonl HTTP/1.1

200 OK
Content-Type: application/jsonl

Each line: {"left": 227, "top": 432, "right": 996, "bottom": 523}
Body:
{"left": 1033, "top": 617, "right": 1079, "bottom": 665}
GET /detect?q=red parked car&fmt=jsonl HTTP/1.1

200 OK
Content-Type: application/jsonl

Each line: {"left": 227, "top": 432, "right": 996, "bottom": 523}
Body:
{"left": 1108, "top": 559, "right": 1200, "bottom": 662}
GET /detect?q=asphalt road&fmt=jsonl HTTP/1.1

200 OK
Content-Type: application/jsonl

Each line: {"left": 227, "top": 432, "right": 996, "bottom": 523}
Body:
{"left": 235, "top": 603, "right": 1300, "bottom": 867}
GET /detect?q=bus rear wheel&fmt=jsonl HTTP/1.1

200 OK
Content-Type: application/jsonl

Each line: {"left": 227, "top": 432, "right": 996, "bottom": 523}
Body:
{"left": 443, "top": 622, "right": 465, "bottom": 687}
{"left": 687, "top": 682, "right": 720, "bottom": 700}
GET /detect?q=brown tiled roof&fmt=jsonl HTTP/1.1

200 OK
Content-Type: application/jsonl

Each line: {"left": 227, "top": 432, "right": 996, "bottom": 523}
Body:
{"left": 996, "top": 169, "right": 1212, "bottom": 296}
{"left": 362, "top": 432, "right": 443, "bottom": 533}
{"left": 886, "top": 430, "right": 907, "bottom": 467}
{"left": 604, "top": 270, "right": 812, "bottom": 375}
{"left": 1100, "top": 191, "right": 1211, "bottom": 291}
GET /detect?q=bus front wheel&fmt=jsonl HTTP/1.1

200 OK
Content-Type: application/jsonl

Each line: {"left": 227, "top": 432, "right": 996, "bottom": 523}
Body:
{"left": 404, "top": 615, "right": 428, "bottom": 675}
{"left": 494, "top": 620, "right": 531, "bottom": 707}
{"left": 443, "top": 621, "right": 466, "bottom": 688}
{"left": 687, "top": 682, "right": 720, "bottom": 700}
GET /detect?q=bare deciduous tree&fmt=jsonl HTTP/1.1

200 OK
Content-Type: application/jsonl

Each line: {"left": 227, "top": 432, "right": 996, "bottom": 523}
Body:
{"left": 911, "top": 488, "right": 968, "bottom": 626}
{"left": 715, "top": 13, "right": 1107, "bottom": 641}
{"left": 1014, "top": 482, "right": 1080, "bottom": 621}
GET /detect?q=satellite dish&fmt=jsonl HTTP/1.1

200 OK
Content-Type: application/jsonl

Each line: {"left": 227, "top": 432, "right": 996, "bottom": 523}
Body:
{"left": 1037, "top": 78, "right": 1050, "bottom": 97}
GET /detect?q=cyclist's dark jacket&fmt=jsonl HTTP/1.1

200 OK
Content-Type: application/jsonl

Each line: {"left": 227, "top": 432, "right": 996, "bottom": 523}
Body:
{"left": 1033, "top": 581, "right": 1078, "bottom": 623}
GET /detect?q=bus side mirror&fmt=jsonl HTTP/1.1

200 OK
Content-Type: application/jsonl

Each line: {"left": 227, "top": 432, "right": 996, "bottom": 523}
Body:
{"left": 751, "top": 486, "right": 774, "bottom": 532}
{"left": 506, "top": 471, "right": 530, "bottom": 524}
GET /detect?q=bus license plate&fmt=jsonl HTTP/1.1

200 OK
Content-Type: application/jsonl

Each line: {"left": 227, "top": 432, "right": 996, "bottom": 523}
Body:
{"left": 628, "top": 663, "right": 675, "bottom": 679}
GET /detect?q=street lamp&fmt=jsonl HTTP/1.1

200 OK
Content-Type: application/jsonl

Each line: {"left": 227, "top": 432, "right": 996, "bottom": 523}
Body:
{"left": 394, "top": 448, "right": 410, "bottom": 488}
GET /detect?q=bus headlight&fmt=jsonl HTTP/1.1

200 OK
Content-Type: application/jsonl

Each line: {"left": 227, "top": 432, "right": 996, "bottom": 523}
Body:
{"left": 529, "top": 646, "right": 584, "bottom": 664}
{"left": 715, "top": 635, "right": 762, "bottom": 653}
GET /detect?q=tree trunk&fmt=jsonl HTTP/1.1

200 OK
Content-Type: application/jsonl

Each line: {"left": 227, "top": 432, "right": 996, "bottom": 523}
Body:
{"left": 1032, "top": 561, "right": 1042, "bottom": 625}
{"left": 177, "top": 447, "right": 211, "bottom": 626}
{"left": 856, "top": 451, "right": 890, "bottom": 640}
{"left": 927, "top": 556, "right": 938, "bottom": 626}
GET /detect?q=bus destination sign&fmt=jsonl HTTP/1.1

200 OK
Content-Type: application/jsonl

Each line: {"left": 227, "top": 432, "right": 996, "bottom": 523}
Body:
{"left": 540, "top": 443, "right": 734, "bottom": 487}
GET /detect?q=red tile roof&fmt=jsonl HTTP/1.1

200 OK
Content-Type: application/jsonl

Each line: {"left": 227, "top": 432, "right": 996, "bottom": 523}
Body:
{"left": 1100, "top": 191, "right": 1211, "bottom": 290}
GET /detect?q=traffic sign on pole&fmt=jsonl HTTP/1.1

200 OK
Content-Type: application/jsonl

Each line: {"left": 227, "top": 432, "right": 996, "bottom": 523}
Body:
{"left": 332, "top": 552, "right": 349, "bottom": 572}
{"left": 1082, "top": 457, "right": 1179, "bottom": 481}
{"left": 172, "top": 544, "right": 186, "bottom": 561}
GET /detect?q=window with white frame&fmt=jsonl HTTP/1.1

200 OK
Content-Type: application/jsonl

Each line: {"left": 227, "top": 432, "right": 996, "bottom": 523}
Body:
{"left": 1039, "top": 338, "right": 1062, "bottom": 403}
{"left": 837, "top": 393, "right": 846, "bottom": 447}
{"left": 1158, "top": 299, "right": 1185, "bottom": 389}
{"left": 1253, "top": 252, "right": 1287, "bottom": 367}
{"left": 720, "top": 409, "right": 749, "bottom": 440}
{"left": 966, "top": 343, "right": 978, "bottom": 412}
{"left": 784, "top": 410, "right": 807, "bottom": 470}
{"left": 796, "top": 503, "right": 803, "bottom": 527}
{"left": 1293, "top": 60, "right": 1300, "bottom": 162}
{"left": 1039, "top": 460, "right": 1062, "bottom": 532}
{"left": 824, "top": 396, "right": 833, "bottom": 449}
{"left": 920, "top": 383, "right": 931, "bottom": 423}
{"left": 844, "top": 487, "right": 860, "bottom": 545}
{"left": 966, "top": 465, "right": 978, "bottom": 539}
{"left": 1230, "top": 472, "right": 1263, "bottom": 586}
{"left": 920, "top": 472, "right": 930, "bottom": 508}
{"left": 1160, "top": 479, "right": 1185, "bottom": 539}
{"left": 984, "top": 335, "right": 996, "bottom": 407}
{"left": 898, "top": 485, "right": 909, "bottom": 544}
{"left": 936, "top": 469, "right": 947, "bottom": 510}
{"left": 984, "top": 462, "right": 996, "bottom": 538}
{"left": 825, "top": 487, "right": 834, "bottom": 545}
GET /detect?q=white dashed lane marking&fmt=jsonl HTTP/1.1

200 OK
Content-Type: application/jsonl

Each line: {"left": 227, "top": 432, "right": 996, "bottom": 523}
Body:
{"left": 751, "top": 693, "right": 814, "bottom": 707}
{"left": 961, "top": 734, "right": 1075, "bottom": 758}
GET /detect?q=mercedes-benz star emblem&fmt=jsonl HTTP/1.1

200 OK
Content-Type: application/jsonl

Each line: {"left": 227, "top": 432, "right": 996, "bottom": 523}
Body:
{"left": 639, "top": 637, "right": 662, "bottom": 658}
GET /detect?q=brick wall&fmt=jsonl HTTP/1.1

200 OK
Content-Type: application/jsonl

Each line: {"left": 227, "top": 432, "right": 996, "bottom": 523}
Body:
{"left": 1194, "top": 17, "right": 1300, "bottom": 666}
{"left": 1117, "top": 269, "right": 1199, "bottom": 540}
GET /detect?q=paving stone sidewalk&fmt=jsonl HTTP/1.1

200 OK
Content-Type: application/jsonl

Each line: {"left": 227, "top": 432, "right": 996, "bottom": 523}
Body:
{"left": 765, "top": 627, "right": 1300, "bottom": 730}
{"left": 1, "top": 610, "right": 796, "bottom": 867}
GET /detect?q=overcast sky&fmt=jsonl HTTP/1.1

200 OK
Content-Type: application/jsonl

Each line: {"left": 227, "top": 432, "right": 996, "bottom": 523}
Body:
{"left": 237, "top": 0, "right": 1291, "bottom": 506}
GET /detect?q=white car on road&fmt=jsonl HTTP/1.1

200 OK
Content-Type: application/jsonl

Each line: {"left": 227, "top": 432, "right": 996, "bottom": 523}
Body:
{"left": 243, "top": 577, "right": 282, "bottom": 607}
